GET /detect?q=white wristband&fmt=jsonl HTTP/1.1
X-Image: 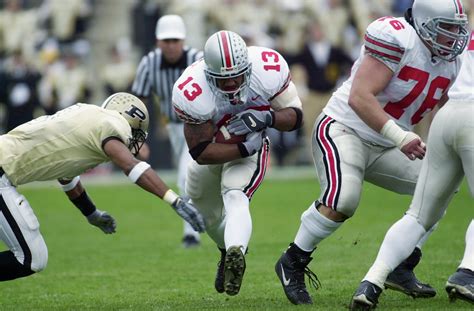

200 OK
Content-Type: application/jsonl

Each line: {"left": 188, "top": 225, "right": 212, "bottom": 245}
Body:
{"left": 380, "top": 119, "right": 407, "bottom": 148}
{"left": 128, "top": 161, "right": 151, "bottom": 183}
{"left": 61, "top": 176, "right": 80, "bottom": 191}
{"left": 163, "top": 189, "right": 179, "bottom": 205}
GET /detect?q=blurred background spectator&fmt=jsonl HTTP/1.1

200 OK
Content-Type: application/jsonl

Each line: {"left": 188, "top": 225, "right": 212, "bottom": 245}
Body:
{"left": 285, "top": 18, "right": 353, "bottom": 163}
{"left": 1, "top": 0, "right": 472, "bottom": 169}
{"left": 0, "top": 50, "right": 42, "bottom": 132}
{"left": 101, "top": 39, "right": 136, "bottom": 96}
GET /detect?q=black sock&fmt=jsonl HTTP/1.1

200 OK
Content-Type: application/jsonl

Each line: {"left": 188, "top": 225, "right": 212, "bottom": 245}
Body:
{"left": 287, "top": 242, "right": 313, "bottom": 258}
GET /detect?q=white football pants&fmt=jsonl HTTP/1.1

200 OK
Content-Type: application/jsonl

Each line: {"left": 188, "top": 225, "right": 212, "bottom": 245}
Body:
{"left": 0, "top": 174, "right": 48, "bottom": 272}
{"left": 407, "top": 99, "right": 474, "bottom": 229}
{"left": 186, "top": 141, "right": 270, "bottom": 250}
{"left": 312, "top": 113, "right": 422, "bottom": 217}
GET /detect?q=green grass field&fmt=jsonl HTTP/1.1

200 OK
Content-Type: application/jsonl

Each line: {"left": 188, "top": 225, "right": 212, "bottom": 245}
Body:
{"left": 0, "top": 175, "right": 472, "bottom": 310}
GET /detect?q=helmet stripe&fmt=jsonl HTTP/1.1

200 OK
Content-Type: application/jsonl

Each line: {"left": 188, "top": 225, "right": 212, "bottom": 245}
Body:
{"left": 453, "top": 0, "right": 464, "bottom": 14}
{"left": 219, "top": 31, "right": 233, "bottom": 69}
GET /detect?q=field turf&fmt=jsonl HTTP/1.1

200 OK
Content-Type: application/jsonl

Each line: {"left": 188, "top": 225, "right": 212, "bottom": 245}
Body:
{"left": 0, "top": 174, "right": 472, "bottom": 310}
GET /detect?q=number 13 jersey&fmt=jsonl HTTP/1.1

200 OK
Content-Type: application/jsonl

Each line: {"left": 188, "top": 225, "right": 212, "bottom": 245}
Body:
{"left": 323, "top": 16, "right": 462, "bottom": 147}
{"left": 172, "top": 46, "right": 293, "bottom": 127}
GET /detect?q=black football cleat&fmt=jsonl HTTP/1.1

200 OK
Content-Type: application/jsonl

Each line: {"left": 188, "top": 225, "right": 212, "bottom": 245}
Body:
{"left": 384, "top": 247, "right": 436, "bottom": 298}
{"left": 223, "top": 246, "right": 246, "bottom": 296}
{"left": 445, "top": 268, "right": 474, "bottom": 304}
{"left": 350, "top": 280, "right": 383, "bottom": 310}
{"left": 275, "top": 250, "right": 320, "bottom": 304}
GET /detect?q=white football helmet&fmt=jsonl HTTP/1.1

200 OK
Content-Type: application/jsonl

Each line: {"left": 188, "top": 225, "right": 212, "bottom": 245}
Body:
{"left": 101, "top": 92, "right": 149, "bottom": 155}
{"left": 412, "top": 0, "right": 469, "bottom": 61}
{"left": 204, "top": 30, "right": 252, "bottom": 104}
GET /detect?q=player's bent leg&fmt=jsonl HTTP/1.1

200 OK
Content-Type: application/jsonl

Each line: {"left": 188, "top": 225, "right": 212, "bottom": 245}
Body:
{"left": 220, "top": 190, "right": 251, "bottom": 296}
{"left": 222, "top": 190, "right": 251, "bottom": 252}
{"left": 0, "top": 186, "right": 48, "bottom": 281}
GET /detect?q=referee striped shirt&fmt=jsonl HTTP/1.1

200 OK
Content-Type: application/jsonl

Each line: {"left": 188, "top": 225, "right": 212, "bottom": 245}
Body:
{"left": 132, "top": 47, "right": 202, "bottom": 122}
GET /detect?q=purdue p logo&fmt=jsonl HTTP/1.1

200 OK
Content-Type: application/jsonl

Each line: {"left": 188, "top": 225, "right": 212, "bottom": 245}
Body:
{"left": 124, "top": 105, "right": 146, "bottom": 121}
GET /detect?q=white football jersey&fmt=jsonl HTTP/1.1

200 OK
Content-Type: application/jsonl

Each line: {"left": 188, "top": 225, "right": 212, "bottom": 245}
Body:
{"left": 449, "top": 30, "right": 474, "bottom": 101}
{"left": 324, "top": 16, "right": 462, "bottom": 146}
{"left": 172, "top": 46, "right": 294, "bottom": 128}
{"left": 0, "top": 104, "right": 131, "bottom": 185}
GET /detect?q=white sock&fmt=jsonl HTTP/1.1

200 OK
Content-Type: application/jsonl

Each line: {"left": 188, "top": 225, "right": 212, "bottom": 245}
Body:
{"left": 364, "top": 215, "right": 426, "bottom": 288}
{"left": 294, "top": 203, "right": 342, "bottom": 252}
{"left": 223, "top": 190, "right": 251, "bottom": 253}
{"left": 460, "top": 220, "right": 474, "bottom": 271}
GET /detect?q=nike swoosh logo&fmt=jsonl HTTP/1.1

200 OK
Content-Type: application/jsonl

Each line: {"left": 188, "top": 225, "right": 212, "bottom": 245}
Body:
{"left": 251, "top": 95, "right": 260, "bottom": 101}
{"left": 248, "top": 116, "right": 257, "bottom": 128}
{"left": 280, "top": 264, "right": 291, "bottom": 286}
{"left": 415, "top": 283, "right": 423, "bottom": 289}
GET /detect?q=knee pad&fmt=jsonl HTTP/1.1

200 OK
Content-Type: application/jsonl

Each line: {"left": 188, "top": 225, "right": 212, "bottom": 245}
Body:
{"left": 223, "top": 190, "right": 249, "bottom": 209}
{"left": 332, "top": 175, "right": 362, "bottom": 217}
{"left": 30, "top": 237, "right": 48, "bottom": 272}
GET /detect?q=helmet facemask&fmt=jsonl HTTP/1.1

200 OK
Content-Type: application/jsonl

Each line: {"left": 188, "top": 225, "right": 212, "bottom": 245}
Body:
{"left": 204, "top": 30, "right": 252, "bottom": 105}
{"left": 205, "top": 64, "right": 252, "bottom": 105}
{"left": 417, "top": 17, "right": 469, "bottom": 61}
{"left": 129, "top": 128, "right": 147, "bottom": 156}
{"left": 412, "top": 0, "right": 469, "bottom": 61}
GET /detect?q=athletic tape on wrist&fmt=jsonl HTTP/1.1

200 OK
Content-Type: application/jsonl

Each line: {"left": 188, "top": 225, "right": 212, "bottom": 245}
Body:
{"left": 163, "top": 189, "right": 179, "bottom": 205}
{"left": 128, "top": 161, "right": 151, "bottom": 183}
{"left": 380, "top": 119, "right": 405, "bottom": 147}
{"left": 61, "top": 176, "right": 80, "bottom": 192}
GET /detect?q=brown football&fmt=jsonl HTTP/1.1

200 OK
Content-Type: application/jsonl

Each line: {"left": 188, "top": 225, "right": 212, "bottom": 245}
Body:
{"left": 214, "top": 125, "right": 246, "bottom": 144}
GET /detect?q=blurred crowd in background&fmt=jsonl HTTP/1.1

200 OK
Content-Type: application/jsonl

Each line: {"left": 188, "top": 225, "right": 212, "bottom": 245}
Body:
{"left": 0, "top": 0, "right": 473, "bottom": 169}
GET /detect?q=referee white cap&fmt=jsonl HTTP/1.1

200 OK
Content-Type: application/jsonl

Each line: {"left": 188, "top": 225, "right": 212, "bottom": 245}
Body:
{"left": 155, "top": 15, "right": 186, "bottom": 40}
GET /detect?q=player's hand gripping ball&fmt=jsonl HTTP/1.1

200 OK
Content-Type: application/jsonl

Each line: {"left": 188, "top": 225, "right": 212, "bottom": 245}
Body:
{"left": 214, "top": 124, "right": 246, "bottom": 144}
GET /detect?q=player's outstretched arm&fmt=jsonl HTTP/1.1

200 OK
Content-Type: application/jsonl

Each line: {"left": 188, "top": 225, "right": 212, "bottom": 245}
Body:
{"left": 103, "top": 138, "right": 205, "bottom": 232}
{"left": 58, "top": 177, "right": 116, "bottom": 234}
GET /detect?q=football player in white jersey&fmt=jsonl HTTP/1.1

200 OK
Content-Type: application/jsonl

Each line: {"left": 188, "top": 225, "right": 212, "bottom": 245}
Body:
{"left": 172, "top": 30, "right": 304, "bottom": 296}
{"left": 274, "top": 0, "right": 470, "bottom": 305}
{"left": 350, "top": 30, "right": 474, "bottom": 309}
{"left": 0, "top": 92, "right": 205, "bottom": 281}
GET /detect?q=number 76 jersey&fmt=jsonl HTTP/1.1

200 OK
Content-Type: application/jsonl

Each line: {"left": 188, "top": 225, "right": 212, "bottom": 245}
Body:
{"left": 324, "top": 16, "right": 462, "bottom": 147}
{"left": 172, "top": 46, "right": 293, "bottom": 126}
